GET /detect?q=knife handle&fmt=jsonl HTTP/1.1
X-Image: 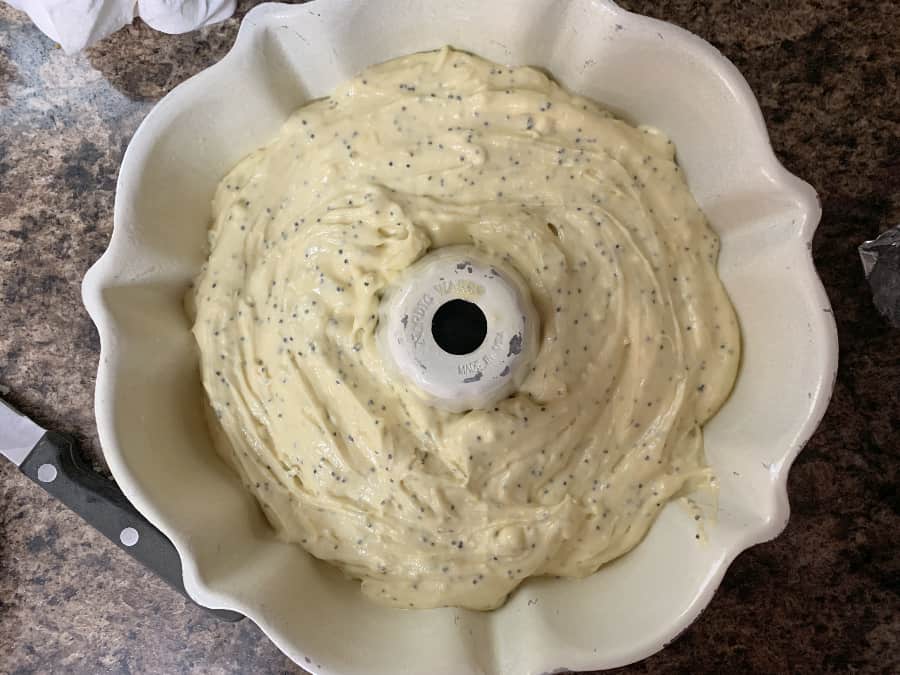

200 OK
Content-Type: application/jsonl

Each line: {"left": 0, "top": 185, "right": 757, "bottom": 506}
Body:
{"left": 19, "top": 431, "right": 242, "bottom": 622}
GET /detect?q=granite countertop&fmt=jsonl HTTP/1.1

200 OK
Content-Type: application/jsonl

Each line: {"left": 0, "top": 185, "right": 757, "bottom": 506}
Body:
{"left": 1, "top": 1, "right": 897, "bottom": 672}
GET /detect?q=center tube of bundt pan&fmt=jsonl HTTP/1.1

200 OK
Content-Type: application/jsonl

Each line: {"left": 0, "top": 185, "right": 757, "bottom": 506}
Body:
{"left": 377, "top": 246, "right": 539, "bottom": 412}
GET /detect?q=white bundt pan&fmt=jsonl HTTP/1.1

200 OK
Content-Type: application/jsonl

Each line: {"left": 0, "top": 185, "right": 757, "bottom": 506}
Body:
{"left": 81, "top": 1, "right": 838, "bottom": 673}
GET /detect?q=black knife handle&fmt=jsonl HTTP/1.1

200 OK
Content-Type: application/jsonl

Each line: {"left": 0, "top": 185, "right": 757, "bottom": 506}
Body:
{"left": 19, "top": 431, "right": 242, "bottom": 622}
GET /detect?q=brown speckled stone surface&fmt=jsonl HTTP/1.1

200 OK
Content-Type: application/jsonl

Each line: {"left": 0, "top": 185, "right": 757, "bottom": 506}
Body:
{"left": 0, "top": 1, "right": 897, "bottom": 673}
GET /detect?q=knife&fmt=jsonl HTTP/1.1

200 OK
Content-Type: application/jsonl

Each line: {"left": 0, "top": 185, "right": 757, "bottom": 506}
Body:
{"left": 1, "top": 396, "right": 242, "bottom": 622}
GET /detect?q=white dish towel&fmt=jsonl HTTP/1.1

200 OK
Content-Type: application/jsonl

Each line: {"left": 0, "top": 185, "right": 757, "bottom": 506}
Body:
{"left": 6, "top": 0, "right": 237, "bottom": 53}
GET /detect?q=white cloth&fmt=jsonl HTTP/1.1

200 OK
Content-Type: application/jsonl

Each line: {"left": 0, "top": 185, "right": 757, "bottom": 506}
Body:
{"left": 6, "top": 0, "right": 237, "bottom": 53}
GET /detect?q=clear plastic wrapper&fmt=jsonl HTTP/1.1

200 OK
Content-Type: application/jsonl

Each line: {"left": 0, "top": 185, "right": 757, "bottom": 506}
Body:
{"left": 859, "top": 225, "right": 900, "bottom": 327}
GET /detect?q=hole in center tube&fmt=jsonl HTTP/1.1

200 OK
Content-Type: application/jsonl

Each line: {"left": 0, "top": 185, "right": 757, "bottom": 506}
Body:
{"left": 431, "top": 299, "right": 488, "bottom": 355}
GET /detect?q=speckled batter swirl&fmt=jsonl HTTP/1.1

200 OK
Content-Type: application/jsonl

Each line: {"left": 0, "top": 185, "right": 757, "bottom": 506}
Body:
{"left": 191, "top": 47, "right": 740, "bottom": 610}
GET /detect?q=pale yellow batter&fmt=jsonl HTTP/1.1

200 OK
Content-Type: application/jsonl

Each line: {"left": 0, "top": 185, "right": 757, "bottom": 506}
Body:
{"left": 191, "top": 48, "right": 740, "bottom": 610}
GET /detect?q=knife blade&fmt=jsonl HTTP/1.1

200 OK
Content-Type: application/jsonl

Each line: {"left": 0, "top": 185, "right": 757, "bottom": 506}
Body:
{"left": 0, "top": 397, "right": 47, "bottom": 466}
{"left": 0, "top": 396, "right": 241, "bottom": 622}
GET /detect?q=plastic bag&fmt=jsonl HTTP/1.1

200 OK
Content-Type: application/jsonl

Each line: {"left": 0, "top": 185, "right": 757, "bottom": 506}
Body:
{"left": 5, "top": 0, "right": 236, "bottom": 53}
{"left": 859, "top": 225, "right": 900, "bottom": 327}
